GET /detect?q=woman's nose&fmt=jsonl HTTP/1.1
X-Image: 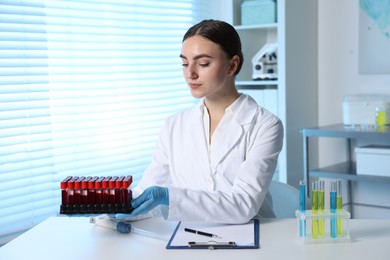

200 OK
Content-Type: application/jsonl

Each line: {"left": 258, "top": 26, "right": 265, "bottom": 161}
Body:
{"left": 186, "top": 65, "right": 198, "bottom": 79}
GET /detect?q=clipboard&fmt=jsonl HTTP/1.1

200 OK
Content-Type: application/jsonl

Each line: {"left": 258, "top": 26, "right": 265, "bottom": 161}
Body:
{"left": 166, "top": 219, "right": 260, "bottom": 250}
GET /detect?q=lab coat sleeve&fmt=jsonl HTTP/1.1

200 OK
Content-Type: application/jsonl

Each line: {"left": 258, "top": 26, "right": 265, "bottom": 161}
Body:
{"left": 130, "top": 120, "right": 173, "bottom": 219}
{"left": 132, "top": 119, "right": 172, "bottom": 199}
{"left": 167, "top": 114, "right": 284, "bottom": 224}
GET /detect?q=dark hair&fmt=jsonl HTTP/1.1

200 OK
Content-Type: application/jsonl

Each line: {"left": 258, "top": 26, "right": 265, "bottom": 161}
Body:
{"left": 182, "top": 19, "right": 244, "bottom": 75}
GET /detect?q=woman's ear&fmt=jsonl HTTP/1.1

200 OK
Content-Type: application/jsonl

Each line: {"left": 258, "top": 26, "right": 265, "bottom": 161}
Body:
{"left": 227, "top": 55, "right": 240, "bottom": 76}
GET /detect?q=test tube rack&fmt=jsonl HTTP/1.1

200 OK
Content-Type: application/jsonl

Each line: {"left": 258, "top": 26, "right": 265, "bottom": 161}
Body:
{"left": 60, "top": 175, "right": 133, "bottom": 215}
{"left": 295, "top": 209, "right": 351, "bottom": 244}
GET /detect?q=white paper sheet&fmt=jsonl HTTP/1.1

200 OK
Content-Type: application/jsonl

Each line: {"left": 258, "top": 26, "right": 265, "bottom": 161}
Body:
{"left": 169, "top": 220, "right": 256, "bottom": 247}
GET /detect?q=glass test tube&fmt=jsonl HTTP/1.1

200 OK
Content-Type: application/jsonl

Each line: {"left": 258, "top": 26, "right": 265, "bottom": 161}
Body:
{"left": 376, "top": 105, "right": 387, "bottom": 126}
{"left": 299, "top": 180, "right": 306, "bottom": 237}
{"left": 311, "top": 181, "right": 318, "bottom": 239}
{"left": 337, "top": 180, "right": 343, "bottom": 236}
{"left": 318, "top": 180, "right": 325, "bottom": 238}
{"left": 330, "top": 181, "right": 337, "bottom": 238}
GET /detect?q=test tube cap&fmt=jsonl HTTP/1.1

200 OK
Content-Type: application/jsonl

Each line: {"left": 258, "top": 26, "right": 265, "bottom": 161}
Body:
{"left": 116, "top": 222, "right": 131, "bottom": 233}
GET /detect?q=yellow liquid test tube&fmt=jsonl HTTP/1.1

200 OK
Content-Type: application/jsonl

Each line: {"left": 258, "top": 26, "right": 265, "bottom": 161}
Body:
{"left": 337, "top": 180, "right": 343, "bottom": 236}
{"left": 376, "top": 110, "right": 387, "bottom": 125}
{"left": 318, "top": 181, "right": 325, "bottom": 238}
{"left": 311, "top": 182, "right": 318, "bottom": 239}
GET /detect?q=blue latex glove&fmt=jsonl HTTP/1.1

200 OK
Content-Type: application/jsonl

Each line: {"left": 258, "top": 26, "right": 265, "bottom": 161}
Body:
{"left": 129, "top": 186, "right": 169, "bottom": 216}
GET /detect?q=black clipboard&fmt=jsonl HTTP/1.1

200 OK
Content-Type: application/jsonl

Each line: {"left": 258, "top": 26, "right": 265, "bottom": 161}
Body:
{"left": 166, "top": 219, "right": 260, "bottom": 250}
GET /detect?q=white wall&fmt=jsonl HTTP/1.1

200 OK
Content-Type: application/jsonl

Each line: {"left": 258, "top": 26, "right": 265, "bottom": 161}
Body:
{"left": 318, "top": 0, "right": 390, "bottom": 131}
{"left": 318, "top": 0, "right": 390, "bottom": 218}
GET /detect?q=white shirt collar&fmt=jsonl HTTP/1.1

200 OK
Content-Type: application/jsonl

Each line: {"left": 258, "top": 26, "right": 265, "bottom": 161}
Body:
{"left": 198, "top": 93, "right": 245, "bottom": 116}
{"left": 201, "top": 94, "right": 245, "bottom": 149}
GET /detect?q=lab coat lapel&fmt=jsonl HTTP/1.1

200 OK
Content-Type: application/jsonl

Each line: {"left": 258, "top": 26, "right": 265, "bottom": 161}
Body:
{"left": 188, "top": 104, "right": 212, "bottom": 173}
{"left": 209, "top": 118, "right": 243, "bottom": 173}
{"left": 209, "top": 95, "right": 258, "bottom": 174}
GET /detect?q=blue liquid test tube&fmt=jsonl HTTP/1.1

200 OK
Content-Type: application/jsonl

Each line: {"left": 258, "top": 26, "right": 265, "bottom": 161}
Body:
{"left": 299, "top": 180, "right": 306, "bottom": 237}
{"left": 330, "top": 181, "right": 337, "bottom": 238}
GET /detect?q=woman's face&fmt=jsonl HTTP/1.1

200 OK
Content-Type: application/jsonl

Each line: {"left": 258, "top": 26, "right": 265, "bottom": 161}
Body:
{"left": 180, "top": 35, "right": 237, "bottom": 99}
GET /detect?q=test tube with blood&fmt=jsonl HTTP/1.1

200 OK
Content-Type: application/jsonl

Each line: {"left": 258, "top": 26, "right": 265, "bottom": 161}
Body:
{"left": 60, "top": 176, "right": 72, "bottom": 214}
{"left": 101, "top": 177, "right": 110, "bottom": 212}
{"left": 108, "top": 177, "right": 117, "bottom": 212}
{"left": 95, "top": 177, "right": 104, "bottom": 213}
{"left": 115, "top": 176, "right": 124, "bottom": 211}
{"left": 124, "top": 175, "right": 133, "bottom": 212}
{"left": 80, "top": 177, "right": 91, "bottom": 213}
{"left": 87, "top": 176, "right": 98, "bottom": 212}
{"left": 82, "top": 177, "right": 91, "bottom": 204}
{"left": 67, "top": 177, "right": 76, "bottom": 213}
{"left": 73, "top": 176, "right": 85, "bottom": 212}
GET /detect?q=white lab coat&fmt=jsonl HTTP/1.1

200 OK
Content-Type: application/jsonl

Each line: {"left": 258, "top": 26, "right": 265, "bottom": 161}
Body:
{"left": 134, "top": 94, "right": 283, "bottom": 224}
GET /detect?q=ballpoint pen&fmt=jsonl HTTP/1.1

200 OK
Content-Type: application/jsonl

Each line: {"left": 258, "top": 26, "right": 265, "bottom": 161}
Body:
{"left": 184, "top": 228, "right": 221, "bottom": 239}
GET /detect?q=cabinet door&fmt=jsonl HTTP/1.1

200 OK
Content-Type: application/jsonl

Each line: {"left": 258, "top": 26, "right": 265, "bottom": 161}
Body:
{"left": 239, "top": 89, "right": 278, "bottom": 116}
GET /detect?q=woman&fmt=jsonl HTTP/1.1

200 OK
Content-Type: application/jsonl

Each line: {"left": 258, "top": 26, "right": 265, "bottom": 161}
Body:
{"left": 124, "top": 20, "right": 283, "bottom": 224}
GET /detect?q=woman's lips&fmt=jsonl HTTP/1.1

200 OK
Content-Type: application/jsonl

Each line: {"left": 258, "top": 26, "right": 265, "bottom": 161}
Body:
{"left": 189, "top": 83, "right": 201, "bottom": 89}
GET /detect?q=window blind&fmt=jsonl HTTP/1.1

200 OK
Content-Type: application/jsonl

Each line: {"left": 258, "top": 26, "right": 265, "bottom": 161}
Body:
{"left": 0, "top": 0, "right": 198, "bottom": 245}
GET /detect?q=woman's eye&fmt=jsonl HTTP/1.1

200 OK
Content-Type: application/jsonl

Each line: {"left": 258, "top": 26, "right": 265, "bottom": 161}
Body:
{"left": 181, "top": 63, "right": 188, "bottom": 67}
{"left": 199, "top": 63, "right": 209, "bottom": 67}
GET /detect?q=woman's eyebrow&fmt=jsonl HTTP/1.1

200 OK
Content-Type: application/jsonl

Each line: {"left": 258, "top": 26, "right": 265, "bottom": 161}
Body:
{"left": 179, "top": 54, "right": 213, "bottom": 60}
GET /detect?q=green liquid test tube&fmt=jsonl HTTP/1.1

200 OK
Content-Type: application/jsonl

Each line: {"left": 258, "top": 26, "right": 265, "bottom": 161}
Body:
{"left": 337, "top": 180, "right": 343, "bottom": 236}
{"left": 318, "top": 181, "right": 325, "bottom": 238}
{"left": 311, "top": 181, "right": 318, "bottom": 239}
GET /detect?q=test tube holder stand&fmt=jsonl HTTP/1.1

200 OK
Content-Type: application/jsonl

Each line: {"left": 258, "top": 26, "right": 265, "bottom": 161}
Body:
{"left": 296, "top": 209, "right": 351, "bottom": 244}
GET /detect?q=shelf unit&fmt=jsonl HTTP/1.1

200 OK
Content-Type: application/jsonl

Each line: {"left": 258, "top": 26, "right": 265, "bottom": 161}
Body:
{"left": 234, "top": 24, "right": 278, "bottom": 87}
{"left": 225, "top": 0, "right": 281, "bottom": 179}
{"left": 302, "top": 124, "right": 390, "bottom": 217}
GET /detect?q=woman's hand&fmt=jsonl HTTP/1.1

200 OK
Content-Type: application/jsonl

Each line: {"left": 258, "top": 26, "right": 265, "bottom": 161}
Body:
{"left": 129, "top": 186, "right": 169, "bottom": 216}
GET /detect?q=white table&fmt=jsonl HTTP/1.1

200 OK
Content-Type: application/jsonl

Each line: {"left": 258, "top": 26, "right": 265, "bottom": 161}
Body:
{"left": 1, "top": 217, "right": 390, "bottom": 260}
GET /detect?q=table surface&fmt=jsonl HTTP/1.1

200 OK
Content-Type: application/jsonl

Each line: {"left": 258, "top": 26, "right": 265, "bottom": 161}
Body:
{"left": 301, "top": 123, "right": 390, "bottom": 139}
{"left": 1, "top": 217, "right": 390, "bottom": 260}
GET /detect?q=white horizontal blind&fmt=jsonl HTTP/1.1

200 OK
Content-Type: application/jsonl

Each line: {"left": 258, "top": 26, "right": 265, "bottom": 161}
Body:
{"left": 0, "top": 0, "right": 197, "bottom": 245}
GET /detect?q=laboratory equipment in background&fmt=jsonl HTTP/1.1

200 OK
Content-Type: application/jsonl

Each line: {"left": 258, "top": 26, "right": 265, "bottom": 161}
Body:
{"left": 251, "top": 42, "right": 278, "bottom": 81}
{"left": 342, "top": 94, "right": 390, "bottom": 127}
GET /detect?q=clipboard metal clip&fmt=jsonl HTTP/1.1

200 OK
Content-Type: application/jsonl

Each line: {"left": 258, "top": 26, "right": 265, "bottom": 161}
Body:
{"left": 188, "top": 241, "right": 236, "bottom": 250}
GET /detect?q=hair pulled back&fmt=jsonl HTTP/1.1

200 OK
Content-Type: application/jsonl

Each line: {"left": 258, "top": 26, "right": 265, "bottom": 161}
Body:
{"left": 183, "top": 19, "right": 244, "bottom": 75}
